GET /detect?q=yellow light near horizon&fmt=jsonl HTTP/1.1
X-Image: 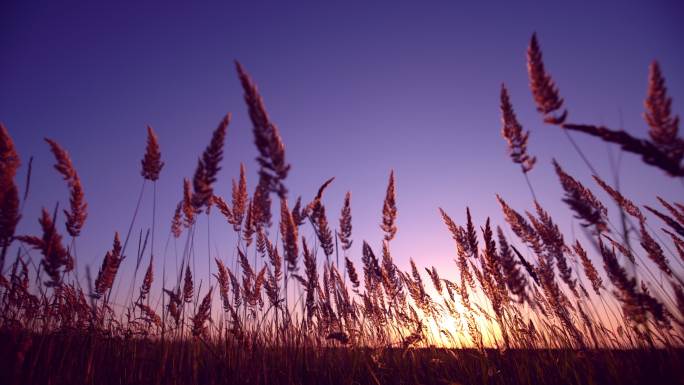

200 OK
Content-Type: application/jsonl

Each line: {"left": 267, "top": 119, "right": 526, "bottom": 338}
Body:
{"left": 414, "top": 291, "right": 504, "bottom": 349}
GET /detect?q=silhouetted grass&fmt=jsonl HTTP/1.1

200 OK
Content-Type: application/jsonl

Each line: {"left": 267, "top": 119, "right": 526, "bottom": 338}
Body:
{"left": 1, "top": 35, "right": 683, "bottom": 384}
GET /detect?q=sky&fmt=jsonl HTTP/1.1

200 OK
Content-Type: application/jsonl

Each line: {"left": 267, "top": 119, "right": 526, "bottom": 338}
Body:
{"left": 1, "top": 0, "right": 683, "bottom": 307}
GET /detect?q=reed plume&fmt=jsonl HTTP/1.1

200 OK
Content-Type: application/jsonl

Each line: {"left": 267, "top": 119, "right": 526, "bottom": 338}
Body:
{"left": 164, "top": 288, "right": 182, "bottom": 325}
{"left": 338, "top": 191, "right": 353, "bottom": 251}
{"left": 265, "top": 236, "right": 281, "bottom": 281}
{"left": 438, "top": 208, "right": 460, "bottom": 242}
{"left": 308, "top": 177, "right": 334, "bottom": 215}
{"left": 644, "top": 61, "right": 682, "bottom": 153}
{"left": 600, "top": 240, "right": 668, "bottom": 325}
{"left": 663, "top": 228, "right": 684, "bottom": 264}
{"left": 0, "top": 125, "right": 20, "bottom": 271}
{"left": 215, "top": 258, "right": 231, "bottom": 312}
{"left": 381, "top": 170, "right": 397, "bottom": 241}
{"left": 139, "top": 255, "right": 153, "bottom": 301}
{"left": 192, "top": 114, "right": 230, "bottom": 211}
{"left": 438, "top": 208, "right": 476, "bottom": 288}
{"left": 530, "top": 232, "right": 583, "bottom": 346}
{"left": 553, "top": 160, "right": 608, "bottom": 233}
{"left": 345, "top": 257, "right": 360, "bottom": 290}
{"left": 238, "top": 248, "right": 255, "bottom": 281}
{"left": 279, "top": 197, "right": 299, "bottom": 272}
{"left": 171, "top": 201, "right": 183, "bottom": 238}
{"left": 291, "top": 196, "right": 308, "bottom": 226}
{"left": 465, "top": 208, "right": 478, "bottom": 259}
{"left": 510, "top": 245, "right": 540, "bottom": 285}
{"left": 182, "top": 178, "right": 196, "bottom": 227}
{"left": 91, "top": 233, "right": 122, "bottom": 299}
{"left": 480, "top": 219, "right": 506, "bottom": 314}
{"left": 212, "top": 195, "right": 233, "bottom": 223}
{"left": 242, "top": 199, "right": 255, "bottom": 246}
{"left": 425, "top": 266, "right": 443, "bottom": 294}
{"left": 228, "top": 267, "right": 241, "bottom": 309}
{"left": 405, "top": 259, "right": 430, "bottom": 313}
{"left": 45, "top": 138, "right": 87, "bottom": 237}
{"left": 235, "top": 61, "right": 290, "bottom": 198}
{"left": 530, "top": 201, "right": 577, "bottom": 296}
{"left": 252, "top": 178, "right": 272, "bottom": 229}
{"left": 656, "top": 196, "right": 684, "bottom": 227}
{"left": 573, "top": 240, "right": 603, "bottom": 295}
{"left": 562, "top": 122, "right": 684, "bottom": 177}
{"left": 0, "top": 183, "right": 19, "bottom": 264}
{"left": 230, "top": 163, "right": 248, "bottom": 232}
{"left": 136, "top": 303, "right": 161, "bottom": 328}
{"left": 500, "top": 84, "right": 536, "bottom": 172}
{"left": 316, "top": 210, "right": 335, "bottom": 257}
{"left": 592, "top": 175, "right": 645, "bottom": 221}
{"left": 526, "top": 33, "right": 566, "bottom": 124}
{"left": 183, "top": 265, "right": 194, "bottom": 303}
{"left": 264, "top": 266, "right": 280, "bottom": 308}
{"left": 645, "top": 205, "right": 684, "bottom": 239}
{"left": 264, "top": 238, "right": 282, "bottom": 307}
{"left": 380, "top": 241, "right": 403, "bottom": 301}
{"left": 308, "top": 178, "right": 335, "bottom": 257}
{"left": 638, "top": 222, "right": 673, "bottom": 276}
{"left": 252, "top": 266, "right": 267, "bottom": 310}
{"left": 0, "top": 124, "right": 20, "bottom": 179}
{"left": 674, "top": 202, "right": 684, "bottom": 218}
{"left": 256, "top": 227, "right": 267, "bottom": 255}
{"left": 192, "top": 288, "right": 212, "bottom": 336}
{"left": 92, "top": 234, "right": 123, "bottom": 298}
{"left": 496, "top": 195, "right": 544, "bottom": 257}
{"left": 140, "top": 125, "right": 164, "bottom": 181}
{"left": 644, "top": 198, "right": 684, "bottom": 239}
{"left": 672, "top": 281, "right": 684, "bottom": 324}
{"left": 361, "top": 241, "right": 381, "bottom": 293}
{"left": 603, "top": 235, "right": 636, "bottom": 265}
{"left": 302, "top": 237, "right": 318, "bottom": 321}
{"left": 17, "top": 208, "right": 72, "bottom": 287}
{"left": 497, "top": 226, "right": 530, "bottom": 303}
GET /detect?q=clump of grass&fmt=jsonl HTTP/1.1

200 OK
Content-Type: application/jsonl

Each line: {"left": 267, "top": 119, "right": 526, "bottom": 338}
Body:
{"left": 0, "top": 42, "right": 683, "bottom": 385}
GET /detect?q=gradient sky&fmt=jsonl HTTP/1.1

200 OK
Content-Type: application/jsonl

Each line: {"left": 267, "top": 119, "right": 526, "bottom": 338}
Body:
{"left": 2, "top": 1, "right": 683, "bottom": 306}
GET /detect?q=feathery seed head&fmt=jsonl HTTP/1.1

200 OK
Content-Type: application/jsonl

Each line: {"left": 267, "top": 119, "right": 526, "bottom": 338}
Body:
{"left": 141, "top": 125, "right": 164, "bottom": 181}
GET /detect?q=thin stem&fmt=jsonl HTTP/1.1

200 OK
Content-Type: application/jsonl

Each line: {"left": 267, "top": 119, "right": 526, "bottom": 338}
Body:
{"left": 562, "top": 129, "right": 599, "bottom": 176}
{"left": 111, "top": 181, "right": 146, "bottom": 304}
{"left": 207, "top": 212, "right": 211, "bottom": 288}
{"left": 152, "top": 181, "right": 157, "bottom": 261}
{"left": 122, "top": 180, "right": 147, "bottom": 258}
{"left": 522, "top": 169, "right": 538, "bottom": 203}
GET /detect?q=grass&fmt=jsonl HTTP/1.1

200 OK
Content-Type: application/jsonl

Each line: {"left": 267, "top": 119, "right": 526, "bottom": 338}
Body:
{"left": 2, "top": 332, "right": 682, "bottom": 385}
{"left": 0, "top": 34, "right": 683, "bottom": 384}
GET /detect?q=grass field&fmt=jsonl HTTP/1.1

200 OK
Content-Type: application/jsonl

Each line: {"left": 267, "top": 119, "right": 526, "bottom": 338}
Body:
{"left": 1, "top": 34, "right": 683, "bottom": 384}
{"left": 2, "top": 332, "right": 682, "bottom": 384}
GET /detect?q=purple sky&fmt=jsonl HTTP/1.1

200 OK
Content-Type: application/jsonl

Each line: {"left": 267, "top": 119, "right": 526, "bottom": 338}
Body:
{"left": 2, "top": 1, "right": 683, "bottom": 304}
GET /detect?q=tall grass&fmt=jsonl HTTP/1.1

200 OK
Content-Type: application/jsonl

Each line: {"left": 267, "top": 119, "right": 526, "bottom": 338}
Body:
{"left": 0, "top": 35, "right": 683, "bottom": 385}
